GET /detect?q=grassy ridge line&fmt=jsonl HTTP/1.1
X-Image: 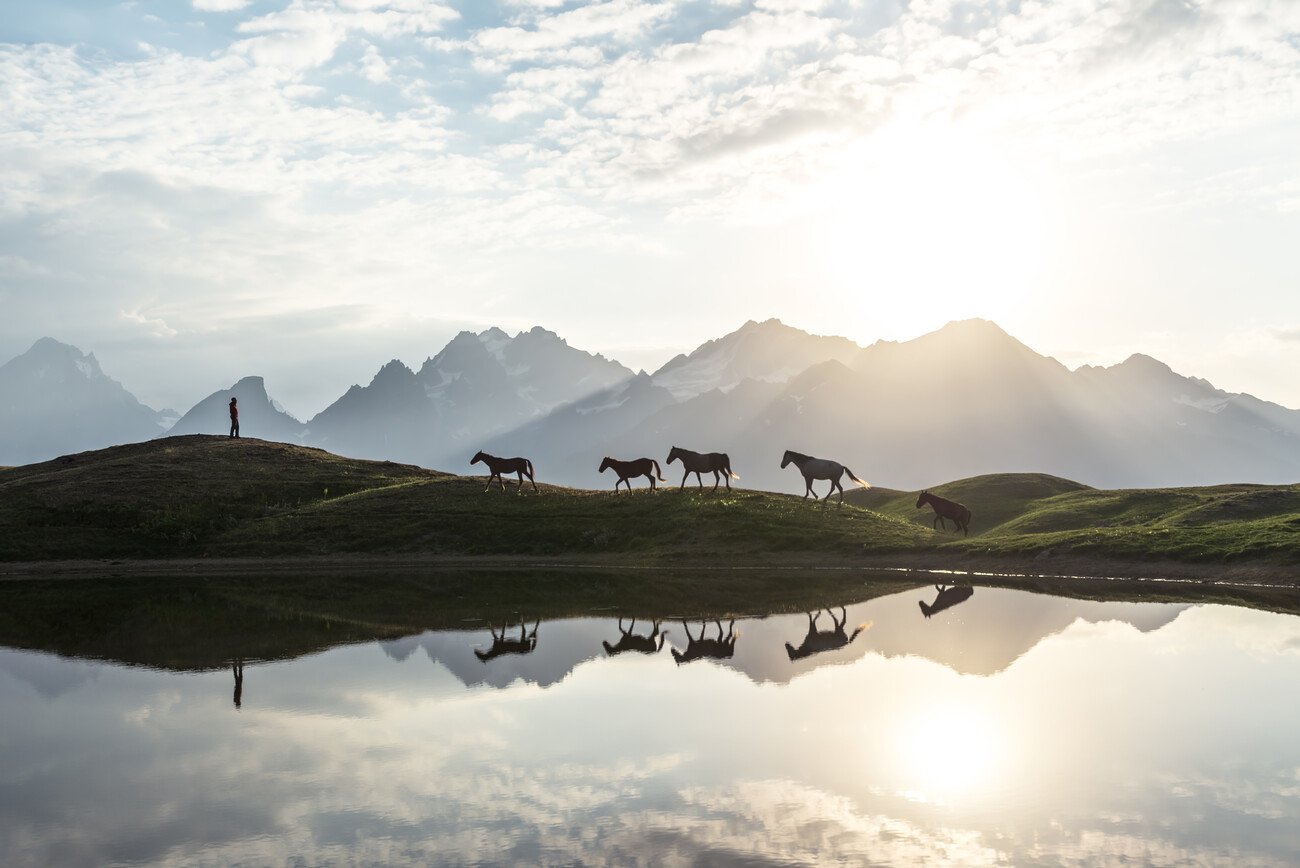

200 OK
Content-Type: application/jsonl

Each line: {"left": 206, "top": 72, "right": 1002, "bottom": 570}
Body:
{"left": 0, "top": 436, "right": 930, "bottom": 561}
{"left": 845, "top": 472, "right": 1092, "bottom": 534}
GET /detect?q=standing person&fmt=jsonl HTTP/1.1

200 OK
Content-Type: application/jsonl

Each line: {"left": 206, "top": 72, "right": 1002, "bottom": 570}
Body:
{"left": 229, "top": 397, "right": 240, "bottom": 438}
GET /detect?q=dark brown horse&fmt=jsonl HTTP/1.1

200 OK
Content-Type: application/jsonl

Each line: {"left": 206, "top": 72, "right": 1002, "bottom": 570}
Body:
{"left": 471, "top": 450, "right": 538, "bottom": 492}
{"left": 598, "top": 457, "right": 665, "bottom": 493}
{"left": 917, "top": 491, "right": 971, "bottom": 535}
{"left": 784, "top": 607, "right": 869, "bottom": 661}
{"left": 602, "top": 618, "right": 668, "bottom": 656}
{"left": 780, "top": 450, "right": 869, "bottom": 505}
{"left": 671, "top": 619, "right": 738, "bottom": 665}
{"left": 919, "top": 584, "right": 974, "bottom": 618}
{"left": 666, "top": 446, "right": 738, "bottom": 491}
{"left": 475, "top": 620, "right": 540, "bottom": 662}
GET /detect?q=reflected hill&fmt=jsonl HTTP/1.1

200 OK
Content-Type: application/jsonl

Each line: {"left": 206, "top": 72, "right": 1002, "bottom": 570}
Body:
{"left": 4, "top": 573, "right": 1294, "bottom": 688}
{"left": 368, "top": 588, "right": 1196, "bottom": 689}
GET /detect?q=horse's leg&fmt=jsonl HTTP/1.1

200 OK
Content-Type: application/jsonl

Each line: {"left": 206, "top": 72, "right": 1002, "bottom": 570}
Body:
{"left": 516, "top": 470, "right": 525, "bottom": 492}
{"left": 835, "top": 478, "right": 845, "bottom": 506}
{"left": 680, "top": 470, "right": 688, "bottom": 489}
{"left": 712, "top": 470, "right": 720, "bottom": 490}
{"left": 696, "top": 471, "right": 704, "bottom": 489}
{"left": 648, "top": 472, "right": 656, "bottom": 491}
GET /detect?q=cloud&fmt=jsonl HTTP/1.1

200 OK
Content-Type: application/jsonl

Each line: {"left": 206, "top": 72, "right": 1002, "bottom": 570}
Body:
{"left": 193, "top": 0, "right": 252, "bottom": 11}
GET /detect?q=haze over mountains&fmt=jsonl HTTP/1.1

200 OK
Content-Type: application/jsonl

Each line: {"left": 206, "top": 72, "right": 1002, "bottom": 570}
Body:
{"left": 3, "top": 319, "right": 1299, "bottom": 490}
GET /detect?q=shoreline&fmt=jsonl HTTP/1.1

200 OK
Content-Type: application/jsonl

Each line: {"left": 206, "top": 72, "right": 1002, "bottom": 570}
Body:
{"left": 2, "top": 551, "right": 1296, "bottom": 589}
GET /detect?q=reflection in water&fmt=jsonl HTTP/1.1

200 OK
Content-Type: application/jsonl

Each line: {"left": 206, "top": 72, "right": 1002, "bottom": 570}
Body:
{"left": 784, "top": 606, "right": 869, "bottom": 660}
{"left": 671, "top": 619, "right": 737, "bottom": 665}
{"left": 602, "top": 618, "right": 668, "bottom": 656}
{"left": 919, "top": 584, "right": 975, "bottom": 619}
{"left": 474, "top": 619, "right": 540, "bottom": 662}
{"left": 2, "top": 586, "right": 1300, "bottom": 866}
{"left": 231, "top": 658, "right": 243, "bottom": 710}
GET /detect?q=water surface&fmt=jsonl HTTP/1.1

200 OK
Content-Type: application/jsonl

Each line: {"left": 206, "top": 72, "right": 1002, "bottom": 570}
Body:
{"left": 2, "top": 584, "right": 1299, "bottom": 866}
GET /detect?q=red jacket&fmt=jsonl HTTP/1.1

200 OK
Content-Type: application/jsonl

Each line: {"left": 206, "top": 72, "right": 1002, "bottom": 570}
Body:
{"left": 229, "top": 403, "right": 239, "bottom": 420}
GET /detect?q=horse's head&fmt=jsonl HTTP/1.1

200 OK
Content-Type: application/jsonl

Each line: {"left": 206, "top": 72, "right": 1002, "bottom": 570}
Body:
{"left": 598, "top": 457, "right": 612, "bottom": 473}
{"left": 666, "top": 446, "right": 681, "bottom": 465}
{"left": 470, "top": 451, "right": 486, "bottom": 466}
{"left": 780, "top": 450, "right": 795, "bottom": 469}
{"left": 916, "top": 491, "right": 929, "bottom": 509}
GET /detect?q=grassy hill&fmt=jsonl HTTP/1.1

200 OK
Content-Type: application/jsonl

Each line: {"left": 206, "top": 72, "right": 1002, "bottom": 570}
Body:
{"left": 845, "top": 473, "right": 1090, "bottom": 534}
{"left": 1, "top": 437, "right": 1297, "bottom": 572}
{"left": 962, "top": 484, "right": 1300, "bottom": 563}
{"left": 0, "top": 436, "right": 929, "bottom": 561}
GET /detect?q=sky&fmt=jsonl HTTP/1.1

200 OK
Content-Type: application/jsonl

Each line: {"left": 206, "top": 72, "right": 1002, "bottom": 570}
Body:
{"left": 1, "top": 0, "right": 1298, "bottom": 418}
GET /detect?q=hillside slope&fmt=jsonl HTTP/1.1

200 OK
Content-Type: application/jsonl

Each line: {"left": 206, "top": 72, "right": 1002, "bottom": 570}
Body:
{"left": 0, "top": 436, "right": 928, "bottom": 561}
{"left": 846, "top": 473, "right": 1092, "bottom": 534}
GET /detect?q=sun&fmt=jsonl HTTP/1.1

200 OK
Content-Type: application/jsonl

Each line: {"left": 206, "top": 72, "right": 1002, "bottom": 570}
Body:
{"left": 891, "top": 699, "right": 1007, "bottom": 804}
{"left": 807, "top": 120, "right": 1056, "bottom": 335}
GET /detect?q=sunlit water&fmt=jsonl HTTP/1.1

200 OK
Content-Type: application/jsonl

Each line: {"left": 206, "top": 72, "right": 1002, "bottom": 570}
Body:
{"left": 3, "top": 586, "right": 1300, "bottom": 866}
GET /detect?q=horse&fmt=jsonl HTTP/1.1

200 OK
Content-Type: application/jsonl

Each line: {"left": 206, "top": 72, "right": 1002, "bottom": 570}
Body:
{"left": 780, "top": 450, "right": 870, "bottom": 505}
{"left": 671, "top": 619, "right": 738, "bottom": 665}
{"left": 666, "top": 446, "right": 739, "bottom": 491}
{"left": 471, "top": 450, "right": 538, "bottom": 493}
{"left": 784, "top": 607, "right": 870, "bottom": 661}
{"left": 474, "top": 619, "right": 540, "bottom": 662}
{"left": 919, "top": 585, "right": 974, "bottom": 618}
{"left": 602, "top": 618, "right": 668, "bottom": 656}
{"left": 917, "top": 491, "right": 972, "bottom": 535}
{"left": 598, "top": 457, "right": 665, "bottom": 493}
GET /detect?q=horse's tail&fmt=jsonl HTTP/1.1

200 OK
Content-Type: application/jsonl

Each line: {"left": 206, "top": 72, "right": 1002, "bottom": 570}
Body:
{"left": 652, "top": 459, "right": 665, "bottom": 482}
{"left": 725, "top": 455, "right": 739, "bottom": 480}
{"left": 843, "top": 467, "right": 870, "bottom": 489}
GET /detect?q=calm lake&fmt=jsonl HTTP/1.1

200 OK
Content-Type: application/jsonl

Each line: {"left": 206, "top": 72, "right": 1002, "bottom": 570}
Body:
{"left": 2, "top": 581, "right": 1299, "bottom": 866}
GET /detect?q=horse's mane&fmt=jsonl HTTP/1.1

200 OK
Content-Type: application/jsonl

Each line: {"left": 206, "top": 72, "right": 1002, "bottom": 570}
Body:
{"left": 784, "top": 450, "right": 811, "bottom": 462}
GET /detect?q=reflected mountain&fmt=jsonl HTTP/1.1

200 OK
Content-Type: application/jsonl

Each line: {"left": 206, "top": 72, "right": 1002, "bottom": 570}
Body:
{"left": 0, "top": 575, "right": 1239, "bottom": 691}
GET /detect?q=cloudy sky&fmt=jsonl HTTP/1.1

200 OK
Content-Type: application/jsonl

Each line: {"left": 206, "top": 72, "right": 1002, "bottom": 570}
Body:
{"left": 1, "top": 0, "right": 1298, "bottom": 416}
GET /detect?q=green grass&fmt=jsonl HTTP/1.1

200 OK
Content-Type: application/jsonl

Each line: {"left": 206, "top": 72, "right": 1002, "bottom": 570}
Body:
{"left": 2, "top": 437, "right": 1298, "bottom": 570}
{"left": 845, "top": 472, "right": 1090, "bottom": 534}
{"left": 0, "top": 436, "right": 929, "bottom": 561}
{"left": 959, "top": 484, "right": 1300, "bottom": 563}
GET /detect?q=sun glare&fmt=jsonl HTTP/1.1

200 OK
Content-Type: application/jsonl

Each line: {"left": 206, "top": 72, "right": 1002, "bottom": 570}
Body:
{"left": 810, "top": 121, "right": 1054, "bottom": 335}
{"left": 891, "top": 700, "right": 1007, "bottom": 804}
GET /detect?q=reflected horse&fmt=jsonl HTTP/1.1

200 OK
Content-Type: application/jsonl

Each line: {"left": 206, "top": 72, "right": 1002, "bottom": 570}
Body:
{"left": 917, "top": 491, "right": 971, "bottom": 535}
{"left": 666, "top": 446, "right": 738, "bottom": 491}
{"left": 475, "top": 620, "right": 540, "bottom": 661}
{"left": 671, "top": 619, "right": 738, "bottom": 665}
{"left": 232, "top": 658, "right": 243, "bottom": 710}
{"left": 602, "top": 618, "right": 668, "bottom": 656}
{"left": 598, "top": 457, "right": 665, "bottom": 493}
{"left": 780, "top": 450, "right": 869, "bottom": 505}
{"left": 784, "top": 607, "right": 869, "bottom": 661}
{"left": 471, "top": 450, "right": 538, "bottom": 493}
{"left": 919, "top": 584, "right": 974, "bottom": 619}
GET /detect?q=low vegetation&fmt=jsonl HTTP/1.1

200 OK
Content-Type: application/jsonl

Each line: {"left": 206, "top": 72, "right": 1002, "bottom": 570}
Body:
{"left": 1, "top": 436, "right": 1297, "bottom": 572}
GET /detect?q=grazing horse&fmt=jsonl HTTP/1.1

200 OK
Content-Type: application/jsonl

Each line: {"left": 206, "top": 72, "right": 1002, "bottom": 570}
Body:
{"left": 919, "top": 585, "right": 974, "bottom": 618}
{"left": 917, "top": 491, "right": 972, "bottom": 535}
{"left": 666, "top": 446, "right": 739, "bottom": 491}
{"left": 475, "top": 620, "right": 540, "bottom": 662}
{"left": 602, "top": 618, "right": 668, "bottom": 656}
{"left": 784, "top": 607, "right": 870, "bottom": 661}
{"left": 780, "top": 450, "right": 870, "bottom": 505}
{"left": 471, "top": 450, "right": 538, "bottom": 493}
{"left": 598, "top": 457, "right": 665, "bottom": 493}
{"left": 671, "top": 619, "right": 738, "bottom": 665}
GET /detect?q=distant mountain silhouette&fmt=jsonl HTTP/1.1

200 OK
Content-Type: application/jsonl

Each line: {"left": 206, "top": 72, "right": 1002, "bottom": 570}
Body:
{"left": 0, "top": 338, "right": 168, "bottom": 464}
{"left": 168, "top": 376, "right": 304, "bottom": 442}
{"left": 3, "top": 320, "right": 1298, "bottom": 487}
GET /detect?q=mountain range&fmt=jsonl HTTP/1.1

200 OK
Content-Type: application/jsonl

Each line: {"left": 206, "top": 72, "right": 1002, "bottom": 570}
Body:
{"left": 3, "top": 319, "right": 1299, "bottom": 490}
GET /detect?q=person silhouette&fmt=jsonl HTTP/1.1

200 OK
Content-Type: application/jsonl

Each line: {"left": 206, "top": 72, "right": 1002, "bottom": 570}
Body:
{"left": 229, "top": 397, "right": 239, "bottom": 438}
{"left": 232, "top": 658, "right": 244, "bottom": 709}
